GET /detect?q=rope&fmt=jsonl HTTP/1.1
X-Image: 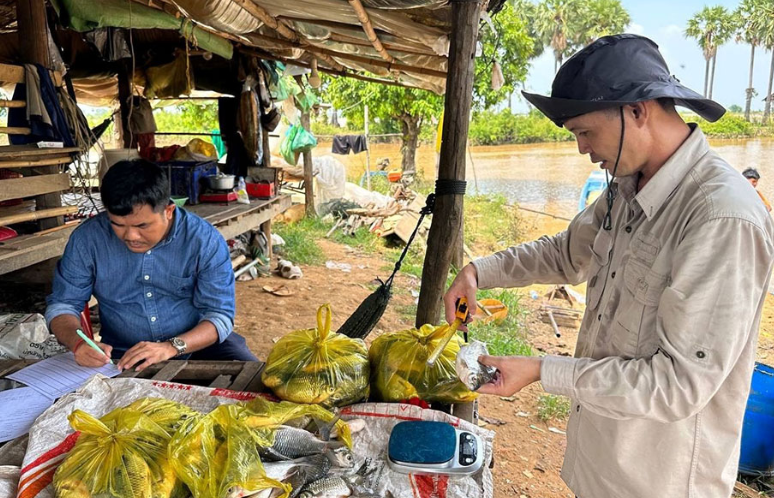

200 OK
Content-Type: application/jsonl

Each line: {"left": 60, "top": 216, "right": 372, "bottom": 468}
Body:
{"left": 435, "top": 179, "right": 467, "bottom": 196}
{"left": 383, "top": 193, "right": 435, "bottom": 287}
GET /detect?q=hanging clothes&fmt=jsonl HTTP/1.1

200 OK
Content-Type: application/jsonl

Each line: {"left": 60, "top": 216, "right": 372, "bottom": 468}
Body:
{"left": 8, "top": 64, "right": 75, "bottom": 147}
{"left": 331, "top": 134, "right": 368, "bottom": 155}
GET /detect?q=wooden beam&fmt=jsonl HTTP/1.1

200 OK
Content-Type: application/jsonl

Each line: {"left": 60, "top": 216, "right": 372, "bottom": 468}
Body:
{"left": 416, "top": 0, "right": 483, "bottom": 327}
{"left": 0, "top": 146, "right": 80, "bottom": 159}
{"left": 347, "top": 0, "right": 396, "bottom": 64}
{"left": 0, "top": 100, "right": 25, "bottom": 108}
{"left": 0, "top": 173, "right": 70, "bottom": 202}
{"left": 248, "top": 32, "right": 446, "bottom": 79}
{"left": 0, "top": 205, "right": 77, "bottom": 226}
{"left": 240, "top": 48, "right": 410, "bottom": 89}
{"left": 0, "top": 127, "right": 31, "bottom": 135}
{"left": 229, "top": 0, "right": 345, "bottom": 72}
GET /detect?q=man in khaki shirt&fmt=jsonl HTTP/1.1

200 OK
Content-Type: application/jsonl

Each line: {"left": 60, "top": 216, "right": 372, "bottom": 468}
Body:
{"left": 445, "top": 34, "right": 774, "bottom": 497}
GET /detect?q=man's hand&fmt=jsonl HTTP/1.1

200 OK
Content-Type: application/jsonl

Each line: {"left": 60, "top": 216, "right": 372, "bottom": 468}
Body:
{"left": 476, "top": 356, "right": 542, "bottom": 396}
{"left": 117, "top": 341, "right": 177, "bottom": 372}
{"left": 444, "top": 263, "right": 479, "bottom": 326}
{"left": 73, "top": 340, "right": 113, "bottom": 367}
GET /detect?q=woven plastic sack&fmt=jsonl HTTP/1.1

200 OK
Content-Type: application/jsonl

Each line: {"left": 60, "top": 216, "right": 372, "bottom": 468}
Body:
{"left": 261, "top": 304, "right": 370, "bottom": 408}
{"left": 53, "top": 400, "right": 196, "bottom": 498}
{"left": 370, "top": 324, "right": 478, "bottom": 404}
{"left": 168, "top": 397, "right": 351, "bottom": 498}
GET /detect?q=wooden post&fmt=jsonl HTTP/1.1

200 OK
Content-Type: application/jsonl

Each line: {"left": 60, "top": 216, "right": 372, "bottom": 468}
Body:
{"left": 16, "top": 0, "right": 64, "bottom": 231}
{"left": 415, "top": 0, "right": 482, "bottom": 327}
{"left": 294, "top": 76, "right": 316, "bottom": 217}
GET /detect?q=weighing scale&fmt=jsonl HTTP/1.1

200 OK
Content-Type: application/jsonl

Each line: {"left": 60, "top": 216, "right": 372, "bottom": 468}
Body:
{"left": 387, "top": 421, "right": 484, "bottom": 475}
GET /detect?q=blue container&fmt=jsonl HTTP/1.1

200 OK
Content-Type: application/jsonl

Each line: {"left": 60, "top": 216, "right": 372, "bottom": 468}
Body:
{"left": 578, "top": 170, "right": 609, "bottom": 212}
{"left": 160, "top": 161, "right": 218, "bottom": 205}
{"left": 739, "top": 362, "right": 774, "bottom": 475}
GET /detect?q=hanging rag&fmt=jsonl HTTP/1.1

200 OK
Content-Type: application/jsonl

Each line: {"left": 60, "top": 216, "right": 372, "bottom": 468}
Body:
{"left": 331, "top": 134, "right": 368, "bottom": 155}
{"left": 8, "top": 64, "right": 75, "bottom": 146}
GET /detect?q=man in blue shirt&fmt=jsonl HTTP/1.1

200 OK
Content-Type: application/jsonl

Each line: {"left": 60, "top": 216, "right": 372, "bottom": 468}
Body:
{"left": 46, "top": 159, "right": 257, "bottom": 370}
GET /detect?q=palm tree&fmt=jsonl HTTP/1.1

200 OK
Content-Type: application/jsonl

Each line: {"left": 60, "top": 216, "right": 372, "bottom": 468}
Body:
{"left": 759, "top": 2, "right": 774, "bottom": 123}
{"left": 685, "top": 6, "right": 737, "bottom": 99}
{"left": 735, "top": 0, "right": 765, "bottom": 121}
{"left": 534, "top": 0, "right": 581, "bottom": 73}
{"left": 576, "top": 0, "right": 631, "bottom": 47}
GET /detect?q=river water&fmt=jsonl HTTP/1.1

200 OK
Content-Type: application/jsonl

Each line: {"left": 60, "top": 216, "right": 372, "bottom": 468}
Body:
{"left": 338, "top": 138, "right": 774, "bottom": 220}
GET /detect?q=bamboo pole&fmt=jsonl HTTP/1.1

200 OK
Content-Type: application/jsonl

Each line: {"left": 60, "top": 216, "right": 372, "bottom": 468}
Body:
{"left": 0, "top": 205, "right": 77, "bottom": 226}
{"left": 0, "top": 156, "right": 72, "bottom": 168}
{"left": 248, "top": 32, "right": 446, "bottom": 79}
{"left": 0, "top": 100, "right": 25, "bottom": 108}
{"left": 240, "top": 48, "right": 410, "bottom": 89}
{"left": 347, "top": 0, "right": 396, "bottom": 64}
{"left": 228, "top": 0, "right": 345, "bottom": 72}
{"left": 0, "top": 127, "right": 31, "bottom": 135}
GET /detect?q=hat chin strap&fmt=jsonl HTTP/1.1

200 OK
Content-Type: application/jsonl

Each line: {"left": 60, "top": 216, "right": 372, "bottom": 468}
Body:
{"left": 603, "top": 107, "right": 626, "bottom": 231}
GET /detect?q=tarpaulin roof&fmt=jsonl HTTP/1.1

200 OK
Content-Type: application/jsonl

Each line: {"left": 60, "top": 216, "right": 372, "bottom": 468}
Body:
{"left": 0, "top": 0, "right": 506, "bottom": 97}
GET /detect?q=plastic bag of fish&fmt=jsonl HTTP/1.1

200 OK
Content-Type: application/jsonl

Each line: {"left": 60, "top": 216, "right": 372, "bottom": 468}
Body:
{"left": 168, "top": 396, "right": 353, "bottom": 498}
{"left": 370, "top": 324, "right": 478, "bottom": 404}
{"left": 53, "top": 398, "right": 198, "bottom": 498}
{"left": 262, "top": 304, "right": 370, "bottom": 408}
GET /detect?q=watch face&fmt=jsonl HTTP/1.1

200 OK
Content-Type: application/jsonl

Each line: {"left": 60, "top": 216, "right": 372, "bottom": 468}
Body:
{"left": 171, "top": 338, "right": 186, "bottom": 353}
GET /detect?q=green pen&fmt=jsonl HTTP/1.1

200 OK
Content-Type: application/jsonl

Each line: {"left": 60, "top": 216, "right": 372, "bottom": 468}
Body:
{"left": 75, "top": 328, "right": 114, "bottom": 365}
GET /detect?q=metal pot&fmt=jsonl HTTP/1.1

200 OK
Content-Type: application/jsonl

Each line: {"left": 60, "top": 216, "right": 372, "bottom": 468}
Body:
{"left": 205, "top": 174, "right": 235, "bottom": 190}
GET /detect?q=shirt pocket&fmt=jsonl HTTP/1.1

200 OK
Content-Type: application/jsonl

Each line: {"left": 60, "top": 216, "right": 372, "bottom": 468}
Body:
{"left": 161, "top": 273, "right": 196, "bottom": 299}
{"left": 614, "top": 233, "right": 669, "bottom": 357}
{"left": 586, "top": 229, "right": 613, "bottom": 311}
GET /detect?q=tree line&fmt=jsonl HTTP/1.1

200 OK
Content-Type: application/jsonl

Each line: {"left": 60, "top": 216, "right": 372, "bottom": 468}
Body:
{"left": 685, "top": 1, "right": 774, "bottom": 123}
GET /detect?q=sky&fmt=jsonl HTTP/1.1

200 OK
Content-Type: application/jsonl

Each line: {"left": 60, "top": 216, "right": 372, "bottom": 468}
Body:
{"left": 512, "top": 0, "right": 772, "bottom": 113}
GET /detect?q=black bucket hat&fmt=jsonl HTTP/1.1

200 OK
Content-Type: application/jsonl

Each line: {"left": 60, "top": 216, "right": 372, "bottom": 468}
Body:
{"left": 522, "top": 34, "right": 726, "bottom": 127}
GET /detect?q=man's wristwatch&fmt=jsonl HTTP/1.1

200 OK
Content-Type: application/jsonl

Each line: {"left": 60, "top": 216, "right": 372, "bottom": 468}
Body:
{"left": 168, "top": 337, "right": 187, "bottom": 356}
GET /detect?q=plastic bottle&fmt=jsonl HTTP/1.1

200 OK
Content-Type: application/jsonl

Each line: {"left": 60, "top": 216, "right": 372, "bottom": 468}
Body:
{"left": 236, "top": 177, "right": 250, "bottom": 205}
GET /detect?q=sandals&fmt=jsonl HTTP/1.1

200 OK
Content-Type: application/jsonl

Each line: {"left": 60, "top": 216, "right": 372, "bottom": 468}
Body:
{"left": 262, "top": 284, "right": 294, "bottom": 297}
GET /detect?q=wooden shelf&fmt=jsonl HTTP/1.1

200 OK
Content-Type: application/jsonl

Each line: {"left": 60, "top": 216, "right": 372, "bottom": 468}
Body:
{"left": 0, "top": 145, "right": 80, "bottom": 160}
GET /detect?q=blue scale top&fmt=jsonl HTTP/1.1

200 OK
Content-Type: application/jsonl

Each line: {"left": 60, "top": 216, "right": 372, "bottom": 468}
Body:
{"left": 388, "top": 421, "right": 457, "bottom": 464}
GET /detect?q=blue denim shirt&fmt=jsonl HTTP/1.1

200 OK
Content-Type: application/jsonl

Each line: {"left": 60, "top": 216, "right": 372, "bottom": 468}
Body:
{"left": 45, "top": 207, "right": 235, "bottom": 355}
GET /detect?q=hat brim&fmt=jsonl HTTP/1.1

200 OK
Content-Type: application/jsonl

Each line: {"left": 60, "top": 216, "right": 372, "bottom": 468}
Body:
{"left": 523, "top": 87, "right": 726, "bottom": 127}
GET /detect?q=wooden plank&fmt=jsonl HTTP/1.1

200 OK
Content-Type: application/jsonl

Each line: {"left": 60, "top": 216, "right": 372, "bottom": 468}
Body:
{"left": 243, "top": 366, "right": 267, "bottom": 393}
{"left": 209, "top": 374, "right": 233, "bottom": 388}
{"left": 228, "top": 361, "right": 263, "bottom": 391}
{"left": 734, "top": 481, "right": 761, "bottom": 498}
{"left": 0, "top": 173, "right": 70, "bottom": 202}
{"left": 0, "top": 224, "right": 76, "bottom": 275}
{"left": 0, "top": 63, "right": 63, "bottom": 87}
{"left": 0, "top": 156, "right": 72, "bottom": 169}
{"left": 0, "top": 146, "right": 80, "bottom": 159}
{"left": 0, "top": 360, "right": 30, "bottom": 378}
{"left": 0, "top": 205, "right": 76, "bottom": 226}
{"left": 151, "top": 360, "right": 189, "bottom": 381}
{"left": 0, "top": 100, "right": 25, "bottom": 108}
{"left": 0, "top": 127, "right": 31, "bottom": 135}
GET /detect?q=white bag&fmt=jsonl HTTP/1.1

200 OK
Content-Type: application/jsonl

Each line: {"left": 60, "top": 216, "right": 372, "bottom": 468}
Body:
{"left": 0, "top": 314, "right": 68, "bottom": 360}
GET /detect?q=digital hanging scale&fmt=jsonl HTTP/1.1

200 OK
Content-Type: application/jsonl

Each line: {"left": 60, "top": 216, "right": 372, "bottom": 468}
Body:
{"left": 387, "top": 421, "right": 484, "bottom": 476}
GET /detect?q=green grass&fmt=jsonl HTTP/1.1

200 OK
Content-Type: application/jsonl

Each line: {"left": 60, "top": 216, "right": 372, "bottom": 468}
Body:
{"left": 273, "top": 217, "right": 328, "bottom": 265}
{"left": 465, "top": 194, "right": 525, "bottom": 253}
{"left": 466, "top": 288, "right": 532, "bottom": 357}
{"left": 537, "top": 394, "right": 571, "bottom": 422}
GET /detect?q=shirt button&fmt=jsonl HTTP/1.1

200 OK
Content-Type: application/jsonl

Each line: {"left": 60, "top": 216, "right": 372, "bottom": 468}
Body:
{"left": 147, "top": 250, "right": 152, "bottom": 255}
{"left": 576, "top": 405, "right": 581, "bottom": 412}
{"left": 151, "top": 316, "right": 157, "bottom": 322}
{"left": 625, "top": 226, "right": 632, "bottom": 233}
{"left": 611, "top": 271, "right": 616, "bottom": 279}
{"left": 147, "top": 292, "right": 153, "bottom": 298}
{"left": 144, "top": 275, "right": 150, "bottom": 280}
{"left": 696, "top": 351, "right": 706, "bottom": 359}
{"left": 597, "top": 314, "right": 602, "bottom": 321}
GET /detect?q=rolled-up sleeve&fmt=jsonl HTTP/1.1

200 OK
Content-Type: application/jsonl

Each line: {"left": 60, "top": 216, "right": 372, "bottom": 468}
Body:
{"left": 45, "top": 230, "right": 95, "bottom": 327}
{"left": 473, "top": 193, "right": 607, "bottom": 289}
{"left": 193, "top": 232, "right": 235, "bottom": 343}
{"left": 541, "top": 216, "right": 774, "bottom": 422}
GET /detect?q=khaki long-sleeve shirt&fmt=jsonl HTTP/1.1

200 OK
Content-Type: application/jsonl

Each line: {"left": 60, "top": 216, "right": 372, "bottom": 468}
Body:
{"left": 473, "top": 126, "right": 774, "bottom": 498}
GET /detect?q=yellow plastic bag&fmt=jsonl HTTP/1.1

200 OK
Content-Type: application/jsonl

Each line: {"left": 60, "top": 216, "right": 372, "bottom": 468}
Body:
{"left": 168, "top": 397, "right": 351, "bottom": 498}
{"left": 261, "top": 304, "right": 370, "bottom": 408}
{"left": 53, "top": 402, "right": 194, "bottom": 498}
{"left": 370, "top": 324, "right": 478, "bottom": 404}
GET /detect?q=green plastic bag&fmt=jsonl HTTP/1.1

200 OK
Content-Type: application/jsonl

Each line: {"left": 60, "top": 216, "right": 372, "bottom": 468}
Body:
{"left": 291, "top": 125, "right": 317, "bottom": 154}
{"left": 280, "top": 125, "right": 300, "bottom": 165}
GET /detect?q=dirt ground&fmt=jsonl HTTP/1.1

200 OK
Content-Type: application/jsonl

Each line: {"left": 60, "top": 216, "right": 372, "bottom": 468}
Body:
{"left": 235, "top": 212, "right": 774, "bottom": 498}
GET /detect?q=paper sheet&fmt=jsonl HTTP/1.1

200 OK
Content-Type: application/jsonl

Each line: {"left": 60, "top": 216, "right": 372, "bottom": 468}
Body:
{"left": 7, "top": 352, "right": 120, "bottom": 399}
{"left": 0, "top": 387, "right": 54, "bottom": 442}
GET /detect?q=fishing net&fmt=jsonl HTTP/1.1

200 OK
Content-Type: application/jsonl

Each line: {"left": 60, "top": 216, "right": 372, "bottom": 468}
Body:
{"left": 370, "top": 324, "right": 478, "bottom": 404}
{"left": 261, "top": 304, "right": 370, "bottom": 408}
{"left": 168, "top": 397, "right": 351, "bottom": 498}
{"left": 53, "top": 398, "right": 197, "bottom": 498}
